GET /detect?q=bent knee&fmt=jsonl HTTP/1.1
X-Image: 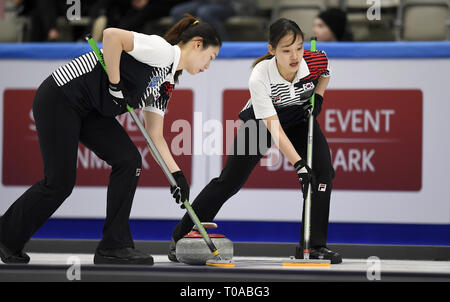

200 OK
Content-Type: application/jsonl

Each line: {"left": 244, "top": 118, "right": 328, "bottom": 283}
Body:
{"left": 44, "top": 178, "right": 75, "bottom": 200}
{"left": 212, "top": 175, "right": 245, "bottom": 197}
{"left": 112, "top": 149, "right": 142, "bottom": 169}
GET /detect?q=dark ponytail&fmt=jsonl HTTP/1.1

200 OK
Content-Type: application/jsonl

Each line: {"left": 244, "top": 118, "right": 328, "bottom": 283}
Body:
{"left": 164, "top": 14, "right": 222, "bottom": 82}
{"left": 253, "top": 18, "right": 304, "bottom": 67}
{"left": 253, "top": 53, "right": 274, "bottom": 67}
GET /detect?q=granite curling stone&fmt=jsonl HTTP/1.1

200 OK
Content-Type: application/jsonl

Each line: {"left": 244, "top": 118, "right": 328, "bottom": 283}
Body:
{"left": 176, "top": 223, "right": 233, "bottom": 265}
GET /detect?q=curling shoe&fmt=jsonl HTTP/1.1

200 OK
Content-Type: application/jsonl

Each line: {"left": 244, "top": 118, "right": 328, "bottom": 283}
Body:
{"left": 0, "top": 241, "right": 30, "bottom": 264}
{"left": 295, "top": 246, "right": 342, "bottom": 264}
{"left": 94, "top": 247, "right": 153, "bottom": 265}
{"left": 168, "top": 239, "right": 179, "bottom": 263}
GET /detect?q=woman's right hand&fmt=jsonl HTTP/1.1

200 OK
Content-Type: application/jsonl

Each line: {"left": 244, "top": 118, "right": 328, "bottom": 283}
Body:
{"left": 108, "top": 80, "right": 130, "bottom": 110}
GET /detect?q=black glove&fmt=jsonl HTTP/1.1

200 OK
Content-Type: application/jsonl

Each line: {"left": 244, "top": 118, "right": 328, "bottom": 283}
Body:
{"left": 312, "top": 94, "right": 323, "bottom": 117}
{"left": 170, "top": 171, "right": 190, "bottom": 208}
{"left": 302, "top": 94, "right": 324, "bottom": 119}
{"left": 108, "top": 80, "right": 129, "bottom": 110}
{"left": 294, "top": 159, "right": 317, "bottom": 199}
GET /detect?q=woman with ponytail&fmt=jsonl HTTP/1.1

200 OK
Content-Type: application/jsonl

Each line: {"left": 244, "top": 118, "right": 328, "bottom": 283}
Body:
{"left": 0, "top": 14, "right": 221, "bottom": 266}
{"left": 170, "top": 18, "right": 342, "bottom": 264}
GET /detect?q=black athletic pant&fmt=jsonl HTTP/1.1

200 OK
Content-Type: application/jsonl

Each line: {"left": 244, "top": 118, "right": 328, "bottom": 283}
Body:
{"left": 0, "top": 76, "right": 142, "bottom": 254}
{"left": 172, "top": 119, "right": 334, "bottom": 248}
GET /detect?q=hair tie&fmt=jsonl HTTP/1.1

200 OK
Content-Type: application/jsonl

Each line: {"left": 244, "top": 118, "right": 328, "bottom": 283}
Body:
{"left": 193, "top": 20, "right": 199, "bottom": 25}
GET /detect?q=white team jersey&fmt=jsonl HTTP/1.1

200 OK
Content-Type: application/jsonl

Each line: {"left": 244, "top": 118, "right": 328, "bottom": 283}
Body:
{"left": 241, "top": 51, "right": 331, "bottom": 121}
{"left": 127, "top": 32, "right": 181, "bottom": 116}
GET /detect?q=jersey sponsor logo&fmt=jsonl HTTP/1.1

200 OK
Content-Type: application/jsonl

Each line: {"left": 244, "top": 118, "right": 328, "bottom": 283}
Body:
{"left": 147, "top": 76, "right": 163, "bottom": 88}
{"left": 161, "top": 82, "right": 175, "bottom": 97}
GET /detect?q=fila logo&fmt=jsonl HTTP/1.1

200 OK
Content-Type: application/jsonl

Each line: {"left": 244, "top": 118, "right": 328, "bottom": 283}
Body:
{"left": 136, "top": 168, "right": 142, "bottom": 176}
{"left": 318, "top": 184, "right": 327, "bottom": 192}
{"left": 273, "top": 95, "right": 281, "bottom": 102}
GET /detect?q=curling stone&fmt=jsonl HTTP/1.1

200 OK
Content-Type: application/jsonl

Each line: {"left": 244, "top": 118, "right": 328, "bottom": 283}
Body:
{"left": 176, "top": 223, "right": 233, "bottom": 265}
